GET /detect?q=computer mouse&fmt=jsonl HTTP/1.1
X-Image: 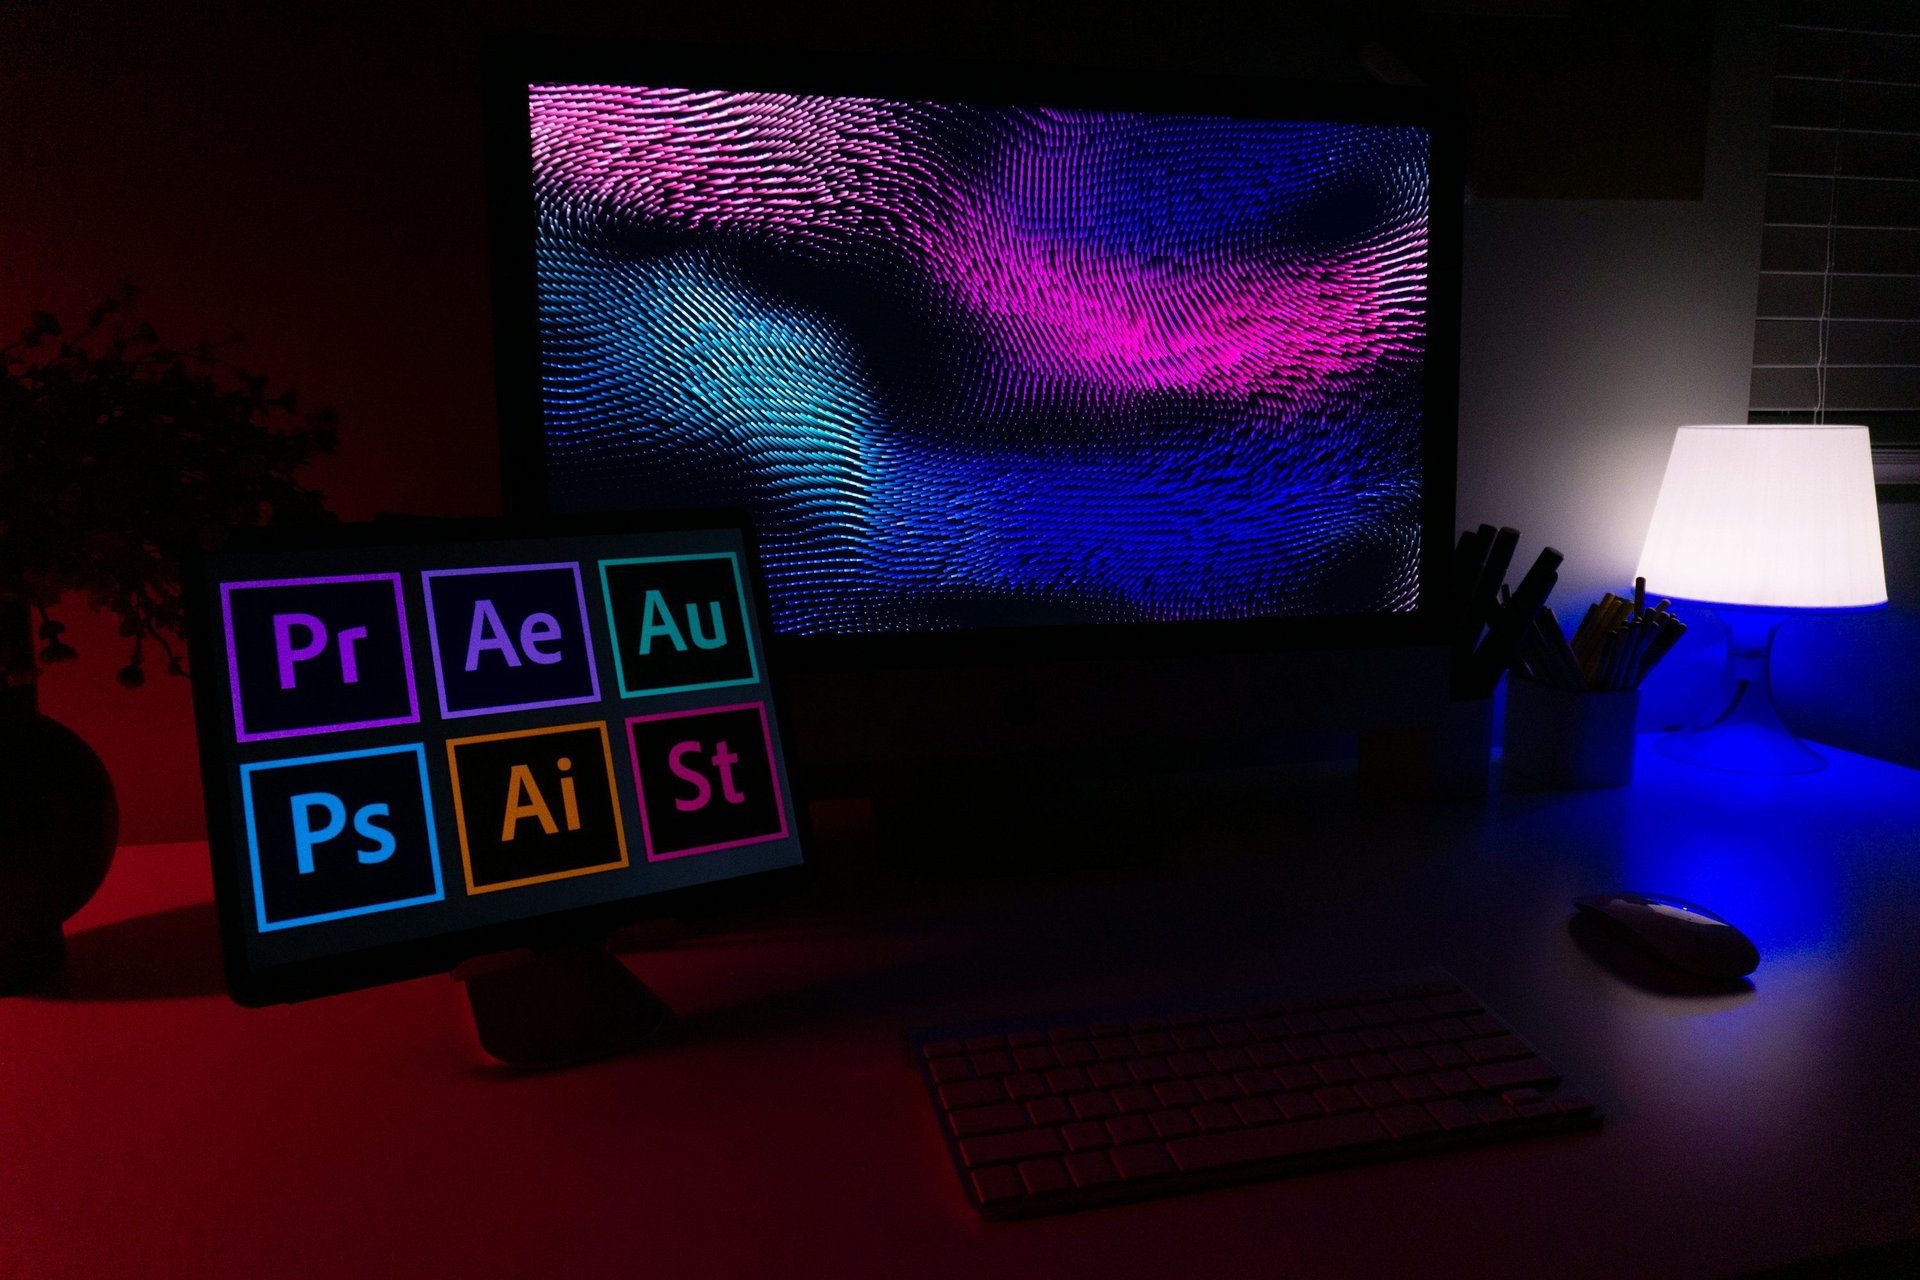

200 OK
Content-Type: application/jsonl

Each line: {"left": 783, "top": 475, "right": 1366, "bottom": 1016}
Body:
{"left": 1572, "top": 892, "right": 1760, "bottom": 979}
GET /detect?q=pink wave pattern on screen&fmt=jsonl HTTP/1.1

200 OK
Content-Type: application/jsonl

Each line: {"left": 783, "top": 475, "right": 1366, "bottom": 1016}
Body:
{"left": 528, "top": 85, "right": 1426, "bottom": 406}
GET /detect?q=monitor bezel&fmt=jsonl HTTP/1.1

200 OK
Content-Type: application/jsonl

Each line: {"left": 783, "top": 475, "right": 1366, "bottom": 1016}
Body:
{"left": 187, "top": 509, "right": 813, "bottom": 1006}
{"left": 483, "top": 40, "right": 1462, "bottom": 672}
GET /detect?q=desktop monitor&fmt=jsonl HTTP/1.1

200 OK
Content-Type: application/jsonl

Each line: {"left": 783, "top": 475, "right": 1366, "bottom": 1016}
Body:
{"left": 485, "top": 45, "right": 1461, "bottom": 779}
{"left": 187, "top": 513, "right": 807, "bottom": 1006}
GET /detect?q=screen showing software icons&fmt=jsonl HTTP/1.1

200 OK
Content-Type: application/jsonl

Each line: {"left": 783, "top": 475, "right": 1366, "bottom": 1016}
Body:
{"left": 193, "top": 522, "right": 801, "bottom": 977}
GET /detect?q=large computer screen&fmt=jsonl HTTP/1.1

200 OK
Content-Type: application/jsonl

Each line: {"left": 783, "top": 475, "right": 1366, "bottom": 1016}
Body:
{"left": 491, "top": 50, "right": 1456, "bottom": 651}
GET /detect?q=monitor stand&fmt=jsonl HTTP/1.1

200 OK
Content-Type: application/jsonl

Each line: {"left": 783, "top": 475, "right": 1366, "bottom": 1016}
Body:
{"left": 455, "top": 942, "right": 673, "bottom": 1067}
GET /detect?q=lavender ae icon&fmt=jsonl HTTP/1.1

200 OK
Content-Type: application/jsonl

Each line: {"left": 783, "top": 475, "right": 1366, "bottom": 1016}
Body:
{"left": 222, "top": 574, "right": 418, "bottom": 741}
{"left": 422, "top": 562, "right": 600, "bottom": 718}
{"left": 598, "top": 553, "right": 757, "bottom": 698}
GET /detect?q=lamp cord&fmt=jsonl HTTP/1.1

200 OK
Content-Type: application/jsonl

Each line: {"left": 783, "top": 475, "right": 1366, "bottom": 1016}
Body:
{"left": 1816, "top": 64, "right": 1847, "bottom": 426}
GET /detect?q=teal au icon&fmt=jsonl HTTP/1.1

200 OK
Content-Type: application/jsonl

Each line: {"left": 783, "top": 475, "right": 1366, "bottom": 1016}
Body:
{"left": 597, "top": 552, "right": 758, "bottom": 698}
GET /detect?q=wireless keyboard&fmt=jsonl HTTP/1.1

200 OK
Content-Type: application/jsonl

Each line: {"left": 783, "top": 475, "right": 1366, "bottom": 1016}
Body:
{"left": 907, "top": 972, "right": 1599, "bottom": 1218}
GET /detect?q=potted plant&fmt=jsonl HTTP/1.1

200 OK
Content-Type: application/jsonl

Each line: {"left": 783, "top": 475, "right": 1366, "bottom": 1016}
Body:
{"left": 0, "top": 285, "right": 336, "bottom": 991}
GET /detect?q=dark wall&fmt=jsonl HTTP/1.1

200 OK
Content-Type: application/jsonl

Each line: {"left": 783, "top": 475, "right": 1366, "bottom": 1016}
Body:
{"left": 9, "top": 1, "right": 1906, "bottom": 844}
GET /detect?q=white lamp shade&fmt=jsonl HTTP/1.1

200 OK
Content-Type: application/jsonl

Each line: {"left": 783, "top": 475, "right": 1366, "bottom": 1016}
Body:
{"left": 1635, "top": 425, "right": 1887, "bottom": 610}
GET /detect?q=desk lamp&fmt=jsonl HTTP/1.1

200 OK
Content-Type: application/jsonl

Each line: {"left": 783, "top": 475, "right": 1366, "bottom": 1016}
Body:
{"left": 1634, "top": 424, "right": 1886, "bottom": 774}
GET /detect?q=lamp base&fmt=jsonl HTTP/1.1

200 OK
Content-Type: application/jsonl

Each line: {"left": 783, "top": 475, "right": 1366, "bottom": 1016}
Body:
{"left": 1656, "top": 611, "right": 1824, "bottom": 776}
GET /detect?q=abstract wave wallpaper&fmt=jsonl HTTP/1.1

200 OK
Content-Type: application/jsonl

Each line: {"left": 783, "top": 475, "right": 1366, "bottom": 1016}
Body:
{"left": 529, "top": 85, "right": 1430, "bottom": 635}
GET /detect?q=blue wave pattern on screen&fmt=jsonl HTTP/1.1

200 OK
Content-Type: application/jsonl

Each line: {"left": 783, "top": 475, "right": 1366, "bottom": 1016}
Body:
{"left": 530, "top": 86, "right": 1429, "bottom": 634}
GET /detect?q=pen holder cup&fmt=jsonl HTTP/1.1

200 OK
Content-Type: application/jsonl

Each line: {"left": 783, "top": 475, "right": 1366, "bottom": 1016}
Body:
{"left": 1502, "top": 677, "right": 1639, "bottom": 790}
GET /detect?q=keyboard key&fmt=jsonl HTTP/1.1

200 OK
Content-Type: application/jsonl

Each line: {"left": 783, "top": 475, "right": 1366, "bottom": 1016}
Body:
{"left": 939, "top": 1079, "right": 1007, "bottom": 1109}
{"left": 1429, "top": 1069, "right": 1476, "bottom": 1097}
{"left": 1049, "top": 1026, "right": 1088, "bottom": 1043}
{"left": 1129, "top": 1058, "right": 1172, "bottom": 1084}
{"left": 1208, "top": 1047, "right": 1253, "bottom": 1073}
{"left": 1394, "top": 1024, "right": 1438, "bottom": 1048}
{"left": 1283, "top": 1012, "right": 1326, "bottom": 1035}
{"left": 1132, "top": 1032, "right": 1175, "bottom": 1055}
{"left": 1153, "top": 1080, "right": 1199, "bottom": 1108}
{"left": 1233, "top": 1097, "right": 1279, "bottom": 1127}
{"left": 1470, "top": 1058, "right": 1561, "bottom": 1092}
{"left": 1390, "top": 999, "right": 1432, "bottom": 1022}
{"left": 1375, "top": 1104, "right": 1440, "bottom": 1139}
{"left": 1165, "top": 1112, "right": 1388, "bottom": 1173}
{"left": 1088, "top": 1021, "right": 1127, "bottom": 1038}
{"left": 1275, "top": 1091, "right": 1324, "bottom": 1121}
{"left": 1428, "top": 1018, "right": 1472, "bottom": 1042}
{"left": 1427, "top": 1043, "right": 1470, "bottom": 1068}
{"left": 1070, "top": 1092, "right": 1115, "bottom": 1120}
{"left": 965, "top": 1035, "right": 1005, "bottom": 1053}
{"left": 1319, "top": 1007, "right": 1361, "bottom": 1030}
{"left": 1192, "top": 1102, "right": 1240, "bottom": 1132}
{"left": 1474, "top": 1101, "right": 1523, "bottom": 1127}
{"left": 959, "top": 1127, "right": 1062, "bottom": 1168}
{"left": 1354, "top": 1081, "right": 1402, "bottom": 1108}
{"left": 1393, "top": 1075, "right": 1440, "bottom": 1103}
{"left": 1088, "top": 1063, "right": 1132, "bottom": 1089}
{"left": 1007, "top": 1031, "right": 1047, "bottom": 1049}
{"left": 1356, "top": 1003, "right": 1396, "bottom": 1026}
{"left": 1045, "top": 1067, "right": 1091, "bottom": 1094}
{"left": 1173, "top": 1026, "right": 1215, "bottom": 1050}
{"left": 1247, "top": 1017, "right": 1290, "bottom": 1040}
{"left": 1314, "top": 1085, "right": 1363, "bottom": 1115}
{"left": 929, "top": 1057, "right": 973, "bottom": 1084}
{"left": 1062, "top": 1121, "right": 1111, "bottom": 1151}
{"left": 1094, "top": 1036, "right": 1133, "bottom": 1061}
{"left": 1065, "top": 1151, "right": 1121, "bottom": 1189}
{"left": 1313, "top": 1060, "right": 1357, "bottom": 1085}
{"left": 1425, "top": 1099, "right": 1479, "bottom": 1131}
{"left": 1283, "top": 1036, "right": 1326, "bottom": 1062}
{"left": 1320, "top": 1031, "right": 1364, "bottom": 1057}
{"left": 1464, "top": 1014, "right": 1505, "bottom": 1036}
{"left": 1389, "top": 1048, "right": 1433, "bottom": 1074}
{"left": 1053, "top": 1041, "right": 1095, "bottom": 1066}
{"left": 1234, "top": 1069, "right": 1279, "bottom": 1095}
{"left": 1359, "top": 1027, "right": 1401, "bottom": 1051}
{"left": 1211, "top": 1023, "right": 1252, "bottom": 1047}
{"left": 1466, "top": 1035, "right": 1530, "bottom": 1064}
{"left": 1149, "top": 1109, "right": 1197, "bottom": 1139}
{"left": 1273, "top": 1063, "right": 1319, "bottom": 1091}
{"left": 1110, "top": 1086, "right": 1156, "bottom": 1115}
{"left": 1019, "top": 1158, "right": 1071, "bottom": 1196}
{"left": 1110, "top": 1144, "right": 1175, "bottom": 1180}
{"left": 971, "top": 1165, "right": 1025, "bottom": 1207}
{"left": 1028, "top": 1097, "right": 1072, "bottom": 1127}
{"left": 1106, "top": 1115, "right": 1154, "bottom": 1145}
{"left": 1005, "top": 1072, "right": 1046, "bottom": 1102}
{"left": 971, "top": 1051, "right": 1013, "bottom": 1076}
{"left": 1012, "top": 1046, "right": 1056, "bottom": 1072}
{"left": 1351, "top": 1053, "right": 1395, "bottom": 1080}
{"left": 1194, "top": 1075, "right": 1240, "bottom": 1102}
{"left": 1247, "top": 1043, "right": 1287, "bottom": 1066}
{"left": 1169, "top": 1052, "right": 1212, "bottom": 1078}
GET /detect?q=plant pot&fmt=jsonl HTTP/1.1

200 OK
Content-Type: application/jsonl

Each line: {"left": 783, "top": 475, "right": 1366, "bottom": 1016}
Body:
{"left": 0, "top": 712, "right": 120, "bottom": 993}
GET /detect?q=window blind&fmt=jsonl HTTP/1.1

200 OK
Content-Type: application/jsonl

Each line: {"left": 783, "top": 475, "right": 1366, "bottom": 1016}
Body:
{"left": 1750, "top": 0, "right": 1920, "bottom": 486}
